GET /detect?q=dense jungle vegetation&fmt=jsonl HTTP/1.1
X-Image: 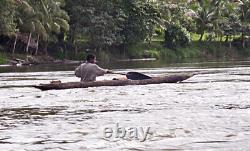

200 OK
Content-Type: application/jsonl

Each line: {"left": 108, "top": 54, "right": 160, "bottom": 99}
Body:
{"left": 0, "top": 0, "right": 250, "bottom": 63}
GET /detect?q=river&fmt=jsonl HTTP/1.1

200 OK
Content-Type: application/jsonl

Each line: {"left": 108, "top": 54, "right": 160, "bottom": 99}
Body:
{"left": 0, "top": 59, "right": 250, "bottom": 150}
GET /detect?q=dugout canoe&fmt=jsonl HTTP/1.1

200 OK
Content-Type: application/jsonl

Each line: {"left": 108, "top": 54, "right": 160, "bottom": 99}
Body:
{"left": 34, "top": 74, "right": 193, "bottom": 91}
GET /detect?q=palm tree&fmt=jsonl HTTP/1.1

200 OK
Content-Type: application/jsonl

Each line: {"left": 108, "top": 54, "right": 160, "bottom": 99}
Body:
{"left": 218, "top": 0, "right": 240, "bottom": 47}
{"left": 191, "top": 0, "right": 221, "bottom": 41}
{"left": 0, "top": 0, "right": 16, "bottom": 36}
{"left": 13, "top": 0, "right": 69, "bottom": 55}
{"left": 15, "top": 0, "right": 36, "bottom": 54}
{"left": 33, "top": 0, "right": 69, "bottom": 55}
{"left": 238, "top": 0, "right": 250, "bottom": 48}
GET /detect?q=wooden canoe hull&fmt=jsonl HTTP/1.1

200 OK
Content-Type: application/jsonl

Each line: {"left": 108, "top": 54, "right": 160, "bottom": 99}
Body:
{"left": 34, "top": 74, "right": 193, "bottom": 91}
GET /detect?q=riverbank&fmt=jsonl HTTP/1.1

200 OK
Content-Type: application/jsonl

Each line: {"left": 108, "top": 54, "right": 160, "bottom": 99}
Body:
{"left": 0, "top": 41, "right": 250, "bottom": 66}
{"left": 126, "top": 41, "right": 250, "bottom": 60}
{"left": 0, "top": 52, "right": 75, "bottom": 66}
{"left": 96, "top": 41, "right": 250, "bottom": 64}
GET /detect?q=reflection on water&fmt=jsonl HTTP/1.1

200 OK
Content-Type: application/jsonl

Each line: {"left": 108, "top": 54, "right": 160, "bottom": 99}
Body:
{"left": 0, "top": 106, "right": 67, "bottom": 131}
{"left": 0, "top": 106, "right": 67, "bottom": 120}
{"left": 1, "top": 58, "right": 250, "bottom": 73}
{"left": 215, "top": 104, "right": 250, "bottom": 110}
{"left": 0, "top": 60, "right": 250, "bottom": 150}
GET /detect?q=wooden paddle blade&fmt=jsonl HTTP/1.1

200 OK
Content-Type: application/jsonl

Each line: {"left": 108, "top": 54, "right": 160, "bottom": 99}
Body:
{"left": 126, "top": 72, "right": 151, "bottom": 80}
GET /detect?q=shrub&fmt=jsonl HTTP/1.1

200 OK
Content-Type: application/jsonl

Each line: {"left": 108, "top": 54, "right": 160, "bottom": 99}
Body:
{"left": 0, "top": 52, "right": 7, "bottom": 64}
{"left": 164, "top": 23, "right": 191, "bottom": 49}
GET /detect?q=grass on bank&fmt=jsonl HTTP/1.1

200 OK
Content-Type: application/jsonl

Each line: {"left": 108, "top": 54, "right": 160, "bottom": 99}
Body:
{"left": 0, "top": 52, "right": 7, "bottom": 64}
{"left": 125, "top": 37, "right": 247, "bottom": 62}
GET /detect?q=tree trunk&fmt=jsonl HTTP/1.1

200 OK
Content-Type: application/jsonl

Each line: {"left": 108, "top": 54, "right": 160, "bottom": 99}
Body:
{"left": 148, "top": 37, "right": 152, "bottom": 46}
{"left": 229, "top": 35, "right": 232, "bottom": 49}
{"left": 242, "top": 32, "right": 245, "bottom": 48}
{"left": 70, "top": 25, "right": 76, "bottom": 44}
{"left": 225, "top": 35, "right": 229, "bottom": 42}
{"left": 123, "top": 44, "right": 126, "bottom": 57}
{"left": 219, "top": 35, "right": 222, "bottom": 48}
{"left": 199, "top": 32, "right": 204, "bottom": 41}
{"left": 35, "top": 35, "right": 40, "bottom": 55}
{"left": 43, "top": 42, "right": 48, "bottom": 56}
{"left": 26, "top": 32, "right": 32, "bottom": 54}
{"left": 12, "top": 34, "right": 18, "bottom": 54}
{"left": 74, "top": 45, "right": 78, "bottom": 55}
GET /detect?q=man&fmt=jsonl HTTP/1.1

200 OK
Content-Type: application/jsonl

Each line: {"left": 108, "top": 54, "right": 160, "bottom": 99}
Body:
{"left": 75, "top": 54, "right": 112, "bottom": 82}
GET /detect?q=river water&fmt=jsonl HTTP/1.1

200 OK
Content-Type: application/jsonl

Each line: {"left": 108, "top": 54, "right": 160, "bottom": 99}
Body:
{"left": 0, "top": 60, "right": 250, "bottom": 151}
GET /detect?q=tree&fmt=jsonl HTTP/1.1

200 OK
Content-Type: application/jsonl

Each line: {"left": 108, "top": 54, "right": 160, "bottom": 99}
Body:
{"left": 156, "top": 0, "right": 195, "bottom": 31}
{"left": 238, "top": 0, "right": 250, "bottom": 48}
{"left": 218, "top": 1, "right": 240, "bottom": 47}
{"left": 164, "top": 23, "right": 191, "bottom": 49}
{"left": 32, "top": 0, "right": 69, "bottom": 54}
{"left": 0, "top": 0, "right": 17, "bottom": 36}
{"left": 120, "top": 0, "right": 160, "bottom": 45}
{"left": 87, "top": 0, "right": 125, "bottom": 49}
{"left": 65, "top": 0, "right": 160, "bottom": 50}
{"left": 191, "top": 0, "right": 221, "bottom": 41}
{"left": 14, "top": 0, "right": 69, "bottom": 55}
{"left": 65, "top": 0, "right": 124, "bottom": 50}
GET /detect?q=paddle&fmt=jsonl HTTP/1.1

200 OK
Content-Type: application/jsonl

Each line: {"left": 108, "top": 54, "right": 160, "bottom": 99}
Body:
{"left": 118, "top": 70, "right": 221, "bottom": 80}
{"left": 111, "top": 72, "right": 152, "bottom": 80}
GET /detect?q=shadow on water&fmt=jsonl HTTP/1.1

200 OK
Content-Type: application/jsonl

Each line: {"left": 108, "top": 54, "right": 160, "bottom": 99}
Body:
{"left": 0, "top": 106, "right": 67, "bottom": 130}
{"left": 0, "top": 106, "right": 67, "bottom": 119}
{"left": 66, "top": 108, "right": 148, "bottom": 115}
{"left": 0, "top": 106, "right": 146, "bottom": 129}
{"left": 215, "top": 104, "right": 250, "bottom": 110}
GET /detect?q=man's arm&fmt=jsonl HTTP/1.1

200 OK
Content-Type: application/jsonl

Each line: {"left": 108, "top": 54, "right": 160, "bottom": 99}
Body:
{"left": 94, "top": 64, "right": 109, "bottom": 76}
{"left": 75, "top": 65, "right": 81, "bottom": 77}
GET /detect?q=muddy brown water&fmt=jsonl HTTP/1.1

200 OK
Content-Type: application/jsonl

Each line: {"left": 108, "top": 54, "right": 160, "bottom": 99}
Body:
{"left": 0, "top": 59, "right": 250, "bottom": 150}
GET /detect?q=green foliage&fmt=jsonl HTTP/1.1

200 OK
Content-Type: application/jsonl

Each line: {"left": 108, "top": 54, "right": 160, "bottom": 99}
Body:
{"left": 65, "top": 0, "right": 125, "bottom": 48}
{"left": 0, "top": 52, "right": 7, "bottom": 64}
{"left": 16, "top": 0, "right": 69, "bottom": 43}
{"left": 121, "top": 0, "right": 160, "bottom": 45}
{"left": 68, "top": 51, "right": 87, "bottom": 60}
{"left": 127, "top": 44, "right": 147, "bottom": 58}
{"left": 158, "top": 1, "right": 195, "bottom": 32}
{"left": 0, "top": 0, "right": 17, "bottom": 35}
{"left": 49, "top": 44, "right": 87, "bottom": 60}
{"left": 190, "top": 0, "right": 222, "bottom": 41}
{"left": 65, "top": 0, "right": 160, "bottom": 49}
{"left": 238, "top": 0, "right": 250, "bottom": 46}
{"left": 126, "top": 42, "right": 162, "bottom": 59}
{"left": 87, "top": 3, "right": 124, "bottom": 48}
{"left": 0, "top": 0, "right": 250, "bottom": 59}
{"left": 155, "top": 27, "right": 163, "bottom": 36}
{"left": 164, "top": 23, "right": 191, "bottom": 49}
{"left": 159, "top": 43, "right": 201, "bottom": 61}
{"left": 175, "top": 45, "right": 201, "bottom": 59}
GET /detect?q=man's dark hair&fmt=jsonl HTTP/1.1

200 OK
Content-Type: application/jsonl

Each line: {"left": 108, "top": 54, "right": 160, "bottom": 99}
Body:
{"left": 86, "top": 54, "right": 96, "bottom": 62}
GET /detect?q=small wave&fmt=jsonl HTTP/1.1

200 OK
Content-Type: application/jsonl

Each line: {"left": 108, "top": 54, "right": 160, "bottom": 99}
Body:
{"left": 215, "top": 104, "right": 250, "bottom": 110}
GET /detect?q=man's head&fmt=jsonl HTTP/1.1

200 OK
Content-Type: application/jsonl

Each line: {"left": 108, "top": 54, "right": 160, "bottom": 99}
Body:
{"left": 86, "top": 54, "right": 96, "bottom": 63}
